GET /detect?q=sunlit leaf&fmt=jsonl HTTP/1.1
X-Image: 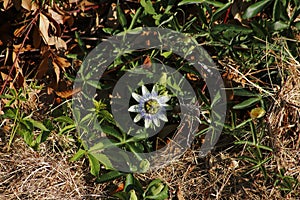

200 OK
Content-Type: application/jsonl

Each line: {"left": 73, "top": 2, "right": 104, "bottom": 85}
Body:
{"left": 87, "top": 153, "right": 100, "bottom": 177}
{"left": 250, "top": 107, "right": 266, "bottom": 119}
{"left": 70, "top": 149, "right": 86, "bottom": 161}
{"left": 140, "top": 0, "right": 156, "bottom": 15}
{"left": 23, "top": 118, "right": 49, "bottom": 131}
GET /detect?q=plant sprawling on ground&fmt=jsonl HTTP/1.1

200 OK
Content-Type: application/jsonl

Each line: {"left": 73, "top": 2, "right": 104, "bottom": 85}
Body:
{"left": 0, "top": 0, "right": 299, "bottom": 199}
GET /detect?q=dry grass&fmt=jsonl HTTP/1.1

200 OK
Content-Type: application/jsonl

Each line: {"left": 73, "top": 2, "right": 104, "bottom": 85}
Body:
{"left": 0, "top": 135, "right": 112, "bottom": 200}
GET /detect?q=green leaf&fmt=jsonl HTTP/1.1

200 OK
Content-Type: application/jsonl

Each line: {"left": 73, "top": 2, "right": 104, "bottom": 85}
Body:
{"left": 211, "top": 24, "right": 253, "bottom": 39}
{"left": 243, "top": 0, "right": 273, "bottom": 19}
{"left": 256, "top": 144, "right": 273, "bottom": 152}
{"left": 70, "top": 149, "right": 86, "bottom": 161}
{"left": 235, "top": 118, "right": 252, "bottom": 129}
{"left": 233, "top": 88, "right": 259, "bottom": 97}
{"left": 124, "top": 174, "right": 134, "bottom": 191}
{"left": 89, "top": 139, "right": 118, "bottom": 152}
{"left": 0, "top": 94, "right": 13, "bottom": 99}
{"left": 144, "top": 179, "right": 169, "bottom": 200}
{"left": 96, "top": 170, "right": 124, "bottom": 183}
{"left": 232, "top": 97, "right": 260, "bottom": 109}
{"left": 91, "top": 152, "right": 114, "bottom": 169}
{"left": 251, "top": 21, "right": 267, "bottom": 38}
{"left": 35, "top": 130, "right": 51, "bottom": 144}
{"left": 23, "top": 118, "right": 49, "bottom": 131}
{"left": 59, "top": 124, "right": 76, "bottom": 135}
{"left": 86, "top": 80, "right": 102, "bottom": 89}
{"left": 140, "top": 0, "right": 157, "bottom": 15}
{"left": 87, "top": 153, "right": 100, "bottom": 177}
{"left": 295, "top": 21, "right": 300, "bottom": 30}
{"left": 272, "top": 0, "right": 281, "bottom": 21}
{"left": 161, "top": 51, "right": 172, "bottom": 58}
{"left": 113, "top": 192, "right": 129, "bottom": 200}
{"left": 270, "top": 21, "right": 289, "bottom": 31}
{"left": 178, "top": 0, "right": 224, "bottom": 7}
{"left": 124, "top": 173, "right": 143, "bottom": 193}
{"left": 101, "top": 125, "right": 123, "bottom": 141}
{"left": 75, "top": 31, "right": 87, "bottom": 54}
{"left": 18, "top": 127, "right": 31, "bottom": 143}
{"left": 129, "top": 189, "right": 138, "bottom": 200}
{"left": 20, "top": 119, "right": 33, "bottom": 131}
{"left": 117, "top": 3, "right": 127, "bottom": 28}
{"left": 128, "top": 7, "right": 142, "bottom": 30}
{"left": 1, "top": 108, "right": 17, "bottom": 119}
{"left": 54, "top": 116, "right": 74, "bottom": 124}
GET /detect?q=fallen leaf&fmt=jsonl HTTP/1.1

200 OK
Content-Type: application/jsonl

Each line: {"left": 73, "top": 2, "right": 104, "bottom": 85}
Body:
{"left": 63, "top": 15, "right": 74, "bottom": 27}
{"left": 52, "top": 60, "right": 60, "bottom": 83}
{"left": 36, "top": 56, "right": 49, "bottom": 79}
{"left": 12, "top": 50, "right": 22, "bottom": 76}
{"left": 142, "top": 55, "right": 152, "bottom": 69}
{"left": 47, "top": 86, "right": 54, "bottom": 95}
{"left": 3, "top": 0, "right": 13, "bottom": 10}
{"left": 48, "top": 36, "right": 67, "bottom": 50}
{"left": 32, "top": 25, "right": 42, "bottom": 48}
{"left": 55, "top": 87, "right": 81, "bottom": 99}
{"left": 48, "top": 8, "right": 64, "bottom": 24}
{"left": 1, "top": 71, "right": 12, "bottom": 81}
{"left": 39, "top": 13, "right": 50, "bottom": 44}
{"left": 46, "top": 13, "right": 62, "bottom": 38}
{"left": 21, "top": 0, "right": 38, "bottom": 11}
{"left": 14, "top": 25, "right": 27, "bottom": 37}
{"left": 54, "top": 55, "right": 71, "bottom": 69}
{"left": 114, "top": 183, "right": 124, "bottom": 193}
{"left": 16, "top": 73, "right": 25, "bottom": 88}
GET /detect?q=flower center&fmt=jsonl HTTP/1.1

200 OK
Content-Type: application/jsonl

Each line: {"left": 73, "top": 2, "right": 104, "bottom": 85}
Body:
{"left": 144, "top": 99, "right": 160, "bottom": 114}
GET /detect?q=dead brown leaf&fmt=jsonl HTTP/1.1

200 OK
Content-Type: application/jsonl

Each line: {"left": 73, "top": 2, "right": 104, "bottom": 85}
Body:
{"left": 32, "top": 25, "right": 42, "bottom": 48}
{"left": 63, "top": 15, "right": 74, "bottom": 27}
{"left": 21, "top": 0, "right": 38, "bottom": 11}
{"left": 14, "top": 25, "right": 27, "bottom": 37}
{"left": 48, "top": 8, "right": 64, "bottom": 24}
{"left": 39, "top": 13, "right": 50, "bottom": 44}
{"left": 1, "top": 71, "right": 12, "bottom": 82}
{"left": 48, "top": 36, "right": 67, "bottom": 50}
{"left": 55, "top": 87, "right": 81, "bottom": 99}
{"left": 36, "top": 56, "right": 49, "bottom": 79}
{"left": 52, "top": 61, "right": 60, "bottom": 83}
{"left": 54, "top": 55, "right": 71, "bottom": 69}
{"left": 3, "top": 0, "right": 13, "bottom": 10}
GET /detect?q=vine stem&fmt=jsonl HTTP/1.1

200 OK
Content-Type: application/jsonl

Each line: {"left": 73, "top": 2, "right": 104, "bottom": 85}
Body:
{"left": 0, "top": 9, "right": 41, "bottom": 96}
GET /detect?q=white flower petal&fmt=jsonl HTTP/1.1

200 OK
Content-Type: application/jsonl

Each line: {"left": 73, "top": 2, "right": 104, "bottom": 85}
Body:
{"left": 144, "top": 118, "right": 151, "bottom": 128}
{"left": 134, "top": 114, "right": 142, "bottom": 122}
{"left": 158, "top": 95, "right": 170, "bottom": 104}
{"left": 142, "top": 85, "right": 150, "bottom": 96}
{"left": 128, "top": 105, "right": 139, "bottom": 112}
{"left": 158, "top": 113, "right": 168, "bottom": 122}
{"left": 151, "top": 84, "right": 157, "bottom": 93}
{"left": 153, "top": 118, "right": 160, "bottom": 127}
{"left": 132, "top": 93, "right": 142, "bottom": 102}
{"left": 151, "top": 85, "right": 158, "bottom": 96}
